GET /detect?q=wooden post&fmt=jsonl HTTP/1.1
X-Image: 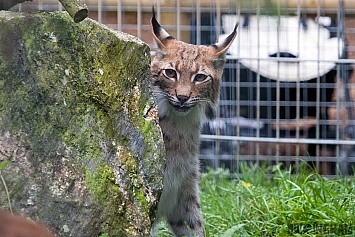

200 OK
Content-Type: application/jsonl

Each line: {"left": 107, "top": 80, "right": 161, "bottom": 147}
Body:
{"left": 58, "top": 0, "right": 88, "bottom": 23}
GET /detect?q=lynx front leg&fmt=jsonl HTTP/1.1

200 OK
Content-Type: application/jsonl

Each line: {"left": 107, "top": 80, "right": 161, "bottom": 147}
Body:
{"left": 167, "top": 184, "right": 205, "bottom": 237}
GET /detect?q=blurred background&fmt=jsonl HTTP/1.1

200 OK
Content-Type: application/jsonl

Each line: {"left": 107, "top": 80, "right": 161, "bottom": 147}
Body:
{"left": 10, "top": 0, "right": 355, "bottom": 177}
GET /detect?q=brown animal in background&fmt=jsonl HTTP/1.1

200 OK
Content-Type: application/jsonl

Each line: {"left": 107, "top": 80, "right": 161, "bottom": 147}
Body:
{"left": 0, "top": 209, "right": 56, "bottom": 237}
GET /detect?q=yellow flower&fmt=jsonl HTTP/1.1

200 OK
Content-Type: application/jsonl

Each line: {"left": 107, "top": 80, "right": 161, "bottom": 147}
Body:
{"left": 241, "top": 182, "right": 251, "bottom": 188}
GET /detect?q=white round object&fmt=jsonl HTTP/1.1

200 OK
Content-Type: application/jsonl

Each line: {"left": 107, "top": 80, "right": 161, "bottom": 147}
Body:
{"left": 220, "top": 15, "right": 344, "bottom": 81}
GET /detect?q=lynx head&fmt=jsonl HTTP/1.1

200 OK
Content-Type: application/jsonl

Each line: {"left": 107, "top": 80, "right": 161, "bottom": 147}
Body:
{"left": 150, "top": 11, "right": 237, "bottom": 124}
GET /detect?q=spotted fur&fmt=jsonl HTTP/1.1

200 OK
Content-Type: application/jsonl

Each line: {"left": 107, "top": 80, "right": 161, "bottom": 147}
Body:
{"left": 150, "top": 10, "right": 237, "bottom": 237}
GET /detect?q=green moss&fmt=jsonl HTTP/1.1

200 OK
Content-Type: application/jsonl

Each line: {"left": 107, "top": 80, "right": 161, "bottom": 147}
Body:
{"left": 0, "top": 12, "right": 134, "bottom": 159}
{"left": 85, "top": 163, "right": 125, "bottom": 236}
{"left": 85, "top": 163, "right": 119, "bottom": 204}
{"left": 141, "top": 118, "right": 165, "bottom": 172}
{"left": 85, "top": 159, "right": 151, "bottom": 236}
{"left": 0, "top": 11, "right": 162, "bottom": 236}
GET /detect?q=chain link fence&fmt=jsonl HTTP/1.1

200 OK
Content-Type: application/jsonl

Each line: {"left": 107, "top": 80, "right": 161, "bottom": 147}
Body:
{"left": 11, "top": 0, "right": 355, "bottom": 176}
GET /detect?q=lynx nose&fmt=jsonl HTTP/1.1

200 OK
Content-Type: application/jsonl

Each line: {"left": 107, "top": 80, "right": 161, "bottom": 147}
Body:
{"left": 177, "top": 95, "right": 189, "bottom": 105}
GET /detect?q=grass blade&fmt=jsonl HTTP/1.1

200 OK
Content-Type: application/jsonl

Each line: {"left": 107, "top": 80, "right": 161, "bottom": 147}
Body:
{"left": 220, "top": 224, "right": 245, "bottom": 237}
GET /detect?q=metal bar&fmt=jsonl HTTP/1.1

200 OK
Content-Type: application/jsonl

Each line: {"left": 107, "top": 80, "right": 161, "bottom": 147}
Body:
{"left": 276, "top": 0, "right": 281, "bottom": 162}
{"left": 336, "top": 0, "right": 341, "bottom": 174}
{"left": 256, "top": 1, "right": 261, "bottom": 164}
{"left": 117, "top": 0, "right": 122, "bottom": 31}
{"left": 216, "top": 0, "right": 221, "bottom": 40}
{"left": 295, "top": 0, "right": 302, "bottom": 171}
{"left": 176, "top": 0, "right": 180, "bottom": 40}
{"left": 20, "top": 3, "right": 355, "bottom": 15}
{"left": 58, "top": 1, "right": 62, "bottom": 11}
{"left": 315, "top": 0, "right": 322, "bottom": 171}
{"left": 200, "top": 135, "right": 355, "bottom": 145}
{"left": 157, "top": 0, "right": 161, "bottom": 22}
{"left": 214, "top": 0, "right": 221, "bottom": 168}
{"left": 225, "top": 56, "right": 355, "bottom": 63}
{"left": 235, "top": 2, "right": 241, "bottom": 172}
{"left": 38, "top": 0, "right": 43, "bottom": 10}
{"left": 137, "top": 0, "right": 141, "bottom": 39}
{"left": 200, "top": 154, "right": 355, "bottom": 163}
{"left": 200, "top": 155, "right": 355, "bottom": 167}
{"left": 196, "top": 0, "right": 201, "bottom": 45}
{"left": 98, "top": 0, "right": 102, "bottom": 23}
{"left": 336, "top": 0, "right": 348, "bottom": 175}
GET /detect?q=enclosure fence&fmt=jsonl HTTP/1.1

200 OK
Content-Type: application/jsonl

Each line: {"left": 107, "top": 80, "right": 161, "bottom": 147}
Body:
{"left": 12, "top": 0, "right": 355, "bottom": 176}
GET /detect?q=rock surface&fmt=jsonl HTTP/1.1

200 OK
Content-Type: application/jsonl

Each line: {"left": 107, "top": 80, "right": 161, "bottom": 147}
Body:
{"left": 0, "top": 11, "right": 164, "bottom": 237}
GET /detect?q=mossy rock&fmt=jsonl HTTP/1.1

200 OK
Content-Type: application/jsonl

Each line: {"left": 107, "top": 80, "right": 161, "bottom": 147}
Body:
{"left": 0, "top": 11, "right": 164, "bottom": 237}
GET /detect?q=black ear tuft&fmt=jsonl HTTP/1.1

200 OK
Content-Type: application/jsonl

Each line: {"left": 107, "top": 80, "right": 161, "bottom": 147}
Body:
{"left": 151, "top": 7, "right": 175, "bottom": 48}
{"left": 210, "top": 23, "right": 238, "bottom": 57}
{"left": 151, "top": 7, "right": 162, "bottom": 38}
{"left": 222, "top": 23, "right": 238, "bottom": 48}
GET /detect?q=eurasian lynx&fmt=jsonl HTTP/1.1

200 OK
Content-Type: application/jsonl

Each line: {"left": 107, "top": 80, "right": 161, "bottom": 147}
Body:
{"left": 150, "top": 10, "right": 237, "bottom": 237}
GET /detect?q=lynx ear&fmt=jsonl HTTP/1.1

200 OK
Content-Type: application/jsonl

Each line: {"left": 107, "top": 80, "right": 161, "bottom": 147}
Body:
{"left": 151, "top": 8, "right": 175, "bottom": 50}
{"left": 209, "top": 23, "right": 238, "bottom": 57}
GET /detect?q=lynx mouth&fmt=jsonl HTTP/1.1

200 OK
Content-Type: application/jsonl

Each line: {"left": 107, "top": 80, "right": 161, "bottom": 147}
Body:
{"left": 170, "top": 102, "right": 196, "bottom": 113}
{"left": 172, "top": 104, "right": 191, "bottom": 113}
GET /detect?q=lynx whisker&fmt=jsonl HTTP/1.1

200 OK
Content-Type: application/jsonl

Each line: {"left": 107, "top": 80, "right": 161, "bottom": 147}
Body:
{"left": 198, "top": 98, "right": 213, "bottom": 103}
{"left": 152, "top": 91, "right": 169, "bottom": 96}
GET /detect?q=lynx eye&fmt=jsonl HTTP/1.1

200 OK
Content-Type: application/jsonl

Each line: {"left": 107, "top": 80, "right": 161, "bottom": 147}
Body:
{"left": 193, "top": 74, "right": 209, "bottom": 84}
{"left": 163, "top": 69, "right": 177, "bottom": 80}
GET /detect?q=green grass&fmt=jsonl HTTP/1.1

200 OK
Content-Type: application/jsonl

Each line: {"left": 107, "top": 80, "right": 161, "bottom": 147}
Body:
{"left": 156, "top": 162, "right": 355, "bottom": 237}
{"left": 0, "top": 161, "right": 11, "bottom": 213}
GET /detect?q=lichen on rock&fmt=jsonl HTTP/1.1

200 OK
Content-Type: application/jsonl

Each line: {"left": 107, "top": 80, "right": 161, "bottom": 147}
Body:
{"left": 0, "top": 11, "right": 164, "bottom": 237}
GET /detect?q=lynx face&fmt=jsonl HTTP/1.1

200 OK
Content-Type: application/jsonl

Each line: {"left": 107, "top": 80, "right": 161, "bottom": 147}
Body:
{"left": 151, "top": 13, "right": 237, "bottom": 122}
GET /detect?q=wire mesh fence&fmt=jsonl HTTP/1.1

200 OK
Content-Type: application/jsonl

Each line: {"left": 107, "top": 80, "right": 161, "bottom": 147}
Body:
{"left": 11, "top": 0, "right": 355, "bottom": 176}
